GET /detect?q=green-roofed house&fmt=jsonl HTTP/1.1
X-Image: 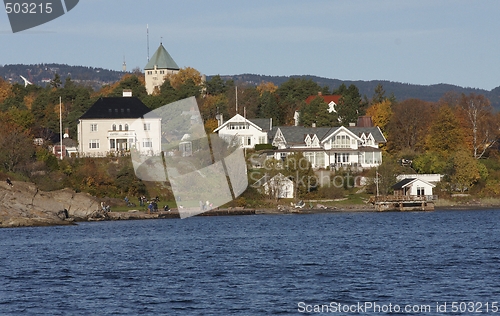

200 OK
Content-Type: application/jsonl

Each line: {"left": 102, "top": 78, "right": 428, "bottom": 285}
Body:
{"left": 144, "top": 43, "right": 180, "bottom": 94}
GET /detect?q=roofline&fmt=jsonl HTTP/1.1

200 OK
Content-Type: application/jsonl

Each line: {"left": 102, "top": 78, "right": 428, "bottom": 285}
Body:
{"left": 213, "top": 114, "right": 263, "bottom": 132}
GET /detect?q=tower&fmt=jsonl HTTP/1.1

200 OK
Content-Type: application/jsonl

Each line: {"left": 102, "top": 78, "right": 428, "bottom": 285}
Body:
{"left": 144, "top": 42, "right": 180, "bottom": 94}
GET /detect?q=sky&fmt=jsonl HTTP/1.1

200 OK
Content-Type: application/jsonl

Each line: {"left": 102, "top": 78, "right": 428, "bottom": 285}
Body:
{"left": 1, "top": 0, "right": 500, "bottom": 90}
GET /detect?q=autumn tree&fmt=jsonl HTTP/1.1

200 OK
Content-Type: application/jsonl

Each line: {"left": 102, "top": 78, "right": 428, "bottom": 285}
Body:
{"left": 387, "top": 99, "right": 433, "bottom": 152}
{"left": 450, "top": 149, "right": 483, "bottom": 192}
{"left": 365, "top": 99, "right": 393, "bottom": 136}
{"left": 256, "top": 81, "right": 278, "bottom": 96}
{"left": 0, "top": 114, "right": 35, "bottom": 172}
{"left": 457, "top": 93, "right": 499, "bottom": 159}
{"left": 425, "top": 104, "right": 465, "bottom": 158}
{"left": 166, "top": 67, "right": 203, "bottom": 90}
{"left": 0, "top": 78, "right": 12, "bottom": 105}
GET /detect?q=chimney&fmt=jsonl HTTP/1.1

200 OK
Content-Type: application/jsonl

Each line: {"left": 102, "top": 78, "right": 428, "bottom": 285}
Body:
{"left": 269, "top": 118, "right": 273, "bottom": 131}
{"left": 318, "top": 91, "right": 322, "bottom": 96}
{"left": 349, "top": 122, "right": 356, "bottom": 127}
{"left": 64, "top": 128, "right": 69, "bottom": 138}
{"left": 312, "top": 122, "right": 316, "bottom": 128}
{"left": 123, "top": 89, "right": 132, "bottom": 97}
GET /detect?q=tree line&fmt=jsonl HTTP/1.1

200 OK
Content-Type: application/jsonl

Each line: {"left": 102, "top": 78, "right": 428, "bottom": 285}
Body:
{"left": 1, "top": 67, "right": 500, "bottom": 199}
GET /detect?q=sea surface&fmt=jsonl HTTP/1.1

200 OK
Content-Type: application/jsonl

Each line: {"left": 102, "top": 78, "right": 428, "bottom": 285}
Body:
{"left": 1, "top": 210, "right": 500, "bottom": 315}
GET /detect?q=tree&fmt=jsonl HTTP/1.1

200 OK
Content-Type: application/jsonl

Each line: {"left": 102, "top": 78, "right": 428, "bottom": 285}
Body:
{"left": 166, "top": 67, "right": 203, "bottom": 90}
{"left": 365, "top": 99, "right": 393, "bottom": 136}
{"left": 0, "top": 78, "right": 12, "bottom": 105}
{"left": 334, "top": 84, "right": 366, "bottom": 126}
{"left": 299, "top": 96, "right": 336, "bottom": 127}
{"left": 0, "top": 115, "right": 35, "bottom": 172}
{"left": 387, "top": 99, "right": 433, "bottom": 152}
{"left": 458, "top": 93, "right": 499, "bottom": 159}
{"left": 425, "top": 104, "right": 465, "bottom": 158}
{"left": 205, "top": 75, "right": 226, "bottom": 95}
{"left": 111, "top": 74, "right": 147, "bottom": 99}
{"left": 450, "top": 149, "right": 481, "bottom": 192}
{"left": 282, "top": 152, "right": 316, "bottom": 198}
{"left": 256, "top": 81, "right": 278, "bottom": 96}
{"left": 367, "top": 157, "right": 400, "bottom": 195}
{"left": 49, "top": 73, "right": 62, "bottom": 89}
{"left": 257, "top": 91, "right": 281, "bottom": 124}
{"left": 276, "top": 78, "right": 322, "bottom": 102}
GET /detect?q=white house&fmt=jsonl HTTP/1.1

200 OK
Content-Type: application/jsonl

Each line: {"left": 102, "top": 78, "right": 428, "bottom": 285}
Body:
{"left": 213, "top": 114, "right": 272, "bottom": 148}
{"left": 253, "top": 173, "right": 294, "bottom": 199}
{"left": 392, "top": 178, "right": 436, "bottom": 198}
{"left": 77, "top": 92, "right": 162, "bottom": 157}
{"left": 144, "top": 43, "right": 180, "bottom": 95}
{"left": 271, "top": 120, "right": 386, "bottom": 169}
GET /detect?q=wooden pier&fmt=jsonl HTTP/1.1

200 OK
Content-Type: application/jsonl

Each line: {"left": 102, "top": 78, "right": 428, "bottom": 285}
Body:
{"left": 370, "top": 195, "right": 435, "bottom": 212}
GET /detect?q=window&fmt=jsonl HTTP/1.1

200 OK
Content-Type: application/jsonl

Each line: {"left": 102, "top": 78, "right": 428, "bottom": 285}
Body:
{"left": 240, "top": 136, "right": 251, "bottom": 146}
{"left": 417, "top": 187, "right": 425, "bottom": 196}
{"left": 89, "top": 139, "right": 99, "bottom": 149}
{"left": 112, "top": 124, "right": 116, "bottom": 131}
{"left": 331, "top": 134, "right": 350, "bottom": 148}
{"left": 142, "top": 138, "right": 153, "bottom": 148}
{"left": 90, "top": 124, "right": 98, "bottom": 132}
{"left": 119, "top": 125, "right": 122, "bottom": 131}
{"left": 110, "top": 139, "right": 115, "bottom": 149}
{"left": 125, "top": 124, "right": 129, "bottom": 131}
{"left": 258, "top": 136, "right": 266, "bottom": 144}
{"left": 144, "top": 123, "right": 151, "bottom": 131}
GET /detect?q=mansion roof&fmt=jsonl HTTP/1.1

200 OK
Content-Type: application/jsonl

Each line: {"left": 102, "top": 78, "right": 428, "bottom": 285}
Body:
{"left": 274, "top": 125, "right": 386, "bottom": 145}
{"left": 79, "top": 97, "right": 153, "bottom": 119}
{"left": 305, "top": 94, "right": 341, "bottom": 105}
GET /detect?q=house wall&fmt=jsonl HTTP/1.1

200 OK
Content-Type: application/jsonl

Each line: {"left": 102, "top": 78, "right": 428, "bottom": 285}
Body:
{"left": 407, "top": 181, "right": 434, "bottom": 196}
{"left": 218, "top": 124, "right": 268, "bottom": 148}
{"left": 78, "top": 117, "right": 162, "bottom": 156}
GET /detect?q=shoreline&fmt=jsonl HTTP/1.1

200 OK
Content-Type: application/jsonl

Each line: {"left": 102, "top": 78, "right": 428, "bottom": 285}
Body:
{"left": 3, "top": 203, "right": 500, "bottom": 229}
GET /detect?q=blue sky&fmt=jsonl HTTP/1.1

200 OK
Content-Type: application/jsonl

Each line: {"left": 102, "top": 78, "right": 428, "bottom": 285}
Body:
{"left": 1, "top": 0, "right": 499, "bottom": 90}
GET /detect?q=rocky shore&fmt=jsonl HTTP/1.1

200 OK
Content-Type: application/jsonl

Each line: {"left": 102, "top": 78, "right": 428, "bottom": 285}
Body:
{"left": 0, "top": 180, "right": 102, "bottom": 228}
{"left": 2, "top": 180, "right": 500, "bottom": 229}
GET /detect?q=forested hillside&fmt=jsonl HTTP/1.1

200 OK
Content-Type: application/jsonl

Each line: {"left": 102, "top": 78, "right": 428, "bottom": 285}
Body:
{"left": 1, "top": 65, "right": 500, "bottom": 202}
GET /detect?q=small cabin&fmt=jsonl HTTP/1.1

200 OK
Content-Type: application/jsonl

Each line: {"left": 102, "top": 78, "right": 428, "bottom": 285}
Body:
{"left": 392, "top": 178, "right": 435, "bottom": 198}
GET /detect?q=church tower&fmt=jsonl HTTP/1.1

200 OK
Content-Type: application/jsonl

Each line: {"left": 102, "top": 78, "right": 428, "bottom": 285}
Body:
{"left": 144, "top": 43, "right": 180, "bottom": 94}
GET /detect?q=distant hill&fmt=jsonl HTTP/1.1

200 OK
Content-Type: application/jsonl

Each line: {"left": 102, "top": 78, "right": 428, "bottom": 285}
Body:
{"left": 2, "top": 64, "right": 499, "bottom": 109}
{"left": 0, "top": 63, "right": 126, "bottom": 90}
{"left": 215, "top": 74, "right": 500, "bottom": 110}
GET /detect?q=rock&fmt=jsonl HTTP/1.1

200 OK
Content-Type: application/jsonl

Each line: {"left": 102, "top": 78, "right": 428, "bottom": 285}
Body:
{"left": 0, "top": 180, "right": 101, "bottom": 228}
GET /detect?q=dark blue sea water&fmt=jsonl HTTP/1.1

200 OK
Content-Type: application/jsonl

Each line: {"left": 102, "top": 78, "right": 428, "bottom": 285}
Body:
{"left": 1, "top": 210, "right": 500, "bottom": 315}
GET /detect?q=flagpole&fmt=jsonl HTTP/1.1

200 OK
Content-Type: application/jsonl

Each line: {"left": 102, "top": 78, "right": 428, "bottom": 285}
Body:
{"left": 59, "top": 96, "right": 63, "bottom": 160}
{"left": 376, "top": 167, "right": 379, "bottom": 197}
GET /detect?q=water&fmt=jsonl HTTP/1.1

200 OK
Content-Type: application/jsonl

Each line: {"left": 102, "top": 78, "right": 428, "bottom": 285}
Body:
{"left": 1, "top": 210, "right": 500, "bottom": 315}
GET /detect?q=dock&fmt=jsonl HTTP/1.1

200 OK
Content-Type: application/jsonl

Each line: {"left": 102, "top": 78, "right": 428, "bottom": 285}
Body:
{"left": 370, "top": 195, "right": 435, "bottom": 212}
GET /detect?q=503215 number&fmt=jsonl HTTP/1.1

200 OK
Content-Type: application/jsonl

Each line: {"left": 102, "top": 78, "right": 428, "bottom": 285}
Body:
{"left": 5, "top": 2, "right": 53, "bottom": 14}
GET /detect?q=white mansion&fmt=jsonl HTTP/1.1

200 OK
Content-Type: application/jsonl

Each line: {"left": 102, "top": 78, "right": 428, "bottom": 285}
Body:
{"left": 271, "top": 121, "right": 386, "bottom": 169}
{"left": 77, "top": 91, "right": 162, "bottom": 157}
{"left": 214, "top": 114, "right": 386, "bottom": 169}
